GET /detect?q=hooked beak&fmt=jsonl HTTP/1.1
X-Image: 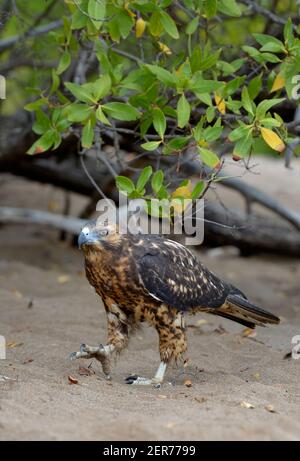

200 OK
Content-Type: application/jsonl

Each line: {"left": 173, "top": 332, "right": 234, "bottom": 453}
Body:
{"left": 78, "top": 229, "right": 99, "bottom": 249}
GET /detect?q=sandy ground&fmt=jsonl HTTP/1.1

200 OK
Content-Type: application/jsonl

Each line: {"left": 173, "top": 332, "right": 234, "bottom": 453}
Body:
{"left": 0, "top": 157, "right": 300, "bottom": 441}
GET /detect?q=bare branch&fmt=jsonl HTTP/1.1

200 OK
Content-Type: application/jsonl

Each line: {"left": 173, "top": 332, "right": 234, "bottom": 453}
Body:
{"left": 0, "top": 207, "right": 83, "bottom": 234}
{"left": 0, "top": 20, "right": 62, "bottom": 53}
{"left": 240, "top": 0, "right": 298, "bottom": 31}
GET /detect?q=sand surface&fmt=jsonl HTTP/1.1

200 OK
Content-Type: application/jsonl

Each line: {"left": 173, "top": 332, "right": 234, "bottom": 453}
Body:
{"left": 0, "top": 157, "right": 300, "bottom": 441}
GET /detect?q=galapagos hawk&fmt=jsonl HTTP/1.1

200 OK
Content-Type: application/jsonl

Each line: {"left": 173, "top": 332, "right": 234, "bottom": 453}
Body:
{"left": 70, "top": 221, "right": 279, "bottom": 385}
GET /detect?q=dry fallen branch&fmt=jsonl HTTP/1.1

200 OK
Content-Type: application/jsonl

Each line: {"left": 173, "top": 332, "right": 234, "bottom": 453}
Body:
{"left": 1, "top": 205, "right": 300, "bottom": 257}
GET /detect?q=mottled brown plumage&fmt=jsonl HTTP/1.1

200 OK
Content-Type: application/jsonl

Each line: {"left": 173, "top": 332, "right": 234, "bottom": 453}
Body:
{"left": 70, "top": 221, "right": 280, "bottom": 385}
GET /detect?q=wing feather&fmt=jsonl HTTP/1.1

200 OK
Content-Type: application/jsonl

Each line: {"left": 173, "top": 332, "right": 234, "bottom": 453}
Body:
{"left": 134, "top": 236, "right": 230, "bottom": 310}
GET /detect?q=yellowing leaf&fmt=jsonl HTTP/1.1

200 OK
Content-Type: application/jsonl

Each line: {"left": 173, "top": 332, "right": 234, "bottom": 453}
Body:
{"left": 240, "top": 401, "right": 255, "bottom": 409}
{"left": 265, "top": 404, "right": 276, "bottom": 413}
{"left": 271, "top": 74, "right": 285, "bottom": 93}
{"left": 172, "top": 184, "right": 192, "bottom": 214}
{"left": 242, "top": 327, "right": 256, "bottom": 338}
{"left": 158, "top": 41, "right": 172, "bottom": 55}
{"left": 172, "top": 183, "right": 192, "bottom": 199}
{"left": 215, "top": 93, "right": 226, "bottom": 114}
{"left": 261, "top": 127, "right": 285, "bottom": 152}
{"left": 57, "top": 275, "right": 71, "bottom": 284}
{"left": 7, "top": 342, "right": 23, "bottom": 348}
{"left": 135, "top": 17, "right": 146, "bottom": 38}
{"left": 124, "top": 2, "right": 136, "bottom": 18}
{"left": 198, "top": 139, "right": 209, "bottom": 147}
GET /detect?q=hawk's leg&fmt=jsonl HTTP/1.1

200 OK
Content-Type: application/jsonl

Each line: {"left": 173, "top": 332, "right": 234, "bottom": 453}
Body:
{"left": 70, "top": 343, "right": 114, "bottom": 379}
{"left": 126, "top": 308, "right": 187, "bottom": 386}
{"left": 125, "top": 361, "right": 167, "bottom": 386}
{"left": 70, "top": 304, "right": 129, "bottom": 380}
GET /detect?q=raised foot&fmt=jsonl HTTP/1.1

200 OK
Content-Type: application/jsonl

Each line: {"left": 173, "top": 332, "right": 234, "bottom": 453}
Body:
{"left": 69, "top": 343, "right": 108, "bottom": 361}
{"left": 125, "top": 374, "right": 161, "bottom": 387}
{"left": 69, "top": 343, "right": 111, "bottom": 379}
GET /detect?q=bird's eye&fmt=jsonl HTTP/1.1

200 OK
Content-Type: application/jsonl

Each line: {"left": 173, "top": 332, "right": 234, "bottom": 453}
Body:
{"left": 100, "top": 229, "right": 109, "bottom": 236}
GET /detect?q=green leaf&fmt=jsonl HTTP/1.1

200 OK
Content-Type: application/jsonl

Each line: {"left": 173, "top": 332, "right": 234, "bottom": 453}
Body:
{"left": 68, "top": 103, "right": 92, "bottom": 122}
{"left": 197, "top": 50, "right": 221, "bottom": 72}
{"left": 260, "top": 117, "right": 282, "bottom": 128}
{"left": 24, "top": 97, "right": 48, "bottom": 112}
{"left": 102, "top": 102, "right": 140, "bottom": 121}
{"left": 32, "top": 110, "right": 51, "bottom": 135}
{"left": 224, "top": 76, "right": 245, "bottom": 97}
{"left": 229, "top": 124, "right": 252, "bottom": 142}
{"left": 198, "top": 147, "right": 220, "bottom": 168}
{"left": 93, "top": 74, "right": 111, "bottom": 100}
{"left": 233, "top": 135, "right": 253, "bottom": 158}
{"left": 52, "top": 131, "right": 62, "bottom": 149}
{"left": 159, "top": 10, "right": 179, "bottom": 39}
{"left": 256, "top": 98, "right": 285, "bottom": 120}
{"left": 81, "top": 119, "right": 94, "bottom": 148}
{"left": 136, "top": 166, "right": 153, "bottom": 192}
{"left": 204, "top": 125, "right": 223, "bottom": 143}
{"left": 141, "top": 141, "right": 161, "bottom": 151}
{"left": 27, "top": 130, "right": 54, "bottom": 155}
{"left": 284, "top": 18, "right": 294, "bottom": 47}
{"left": 189, "top": 74, "right": 223, "bottom": 93}
{"left": 241, "top": 86, "right": 255, "bottom": 116}
{"left": 96, "top": 106, "right": 111, "bottom": 125}
{"left": 260, "top": 42, "right": 286, "bottom": 54}
{"left": 88, "top": 0, "right": 106, "bottom": 30}
{"left": 152, "top": 107, "right": 166, "bottom": 139}
{"left": 149, "top": 11, "right": 163, "bottom": 36}
{"left": 116, "top": 10, "right": 134, "bottom": 39}
{"left": 65, "top": 82, "right": 95, "bottom": 103}
{"left": 191, "top": 181, "right": 205, "bottom": 199}
{"left": 57, "top": 50, "right": 71, "bottom": 75}
{"left": 50, "top": 70, "right": 60, "bottom": 94}
{"left": 151, "top": 170, "right": 164, "bottom": 194}
{"left": 206, "top": 106, "right": 216, "bottom": 122}
{"left": 218, "top": 0, "right": 241, "bottom": 17}
{"left": 248, "top": 74, "right": 262, "bottom": 100}
{"left": 204, "top": 0, "right": 217, "bottom": 18}
{"left": 186, "top": 17, "right": 199, "bottom": 35}
{"left": 163, "top": 137, "right": 190, "bottom": 155}
{"left": 177, "top": 94, "right": 191, "bottom": 128}
{"left": 146, "top": 64, "right": 176, "bottom": 86}
{"left": 253, "top": 34, "right": 284, "bottom": 49}
{"left": 116, "top": 176, "right": 135, "bottom": 194}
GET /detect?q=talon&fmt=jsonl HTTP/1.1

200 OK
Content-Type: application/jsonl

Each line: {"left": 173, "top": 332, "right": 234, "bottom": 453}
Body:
{"left": 79, "top": 343, "right": 87, "bottom": 353}
{"left": 69, "top": 352, "right": 77, "bottom": 361}
{"left": 125, "top": 374, "right": 138, "bottom": 381}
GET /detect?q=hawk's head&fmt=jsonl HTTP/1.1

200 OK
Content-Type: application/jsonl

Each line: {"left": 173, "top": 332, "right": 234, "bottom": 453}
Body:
{"left": 78, "top": 220, "right": 120, "bottom": 251}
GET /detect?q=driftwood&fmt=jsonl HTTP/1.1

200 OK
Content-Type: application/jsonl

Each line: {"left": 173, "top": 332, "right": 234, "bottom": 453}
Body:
{"left": 204, "top": 203, "right": 300, "bottom": 256}
{"left": 0, "top": 207, "right": 83, "bottom": 234}
{"left": 1, "top": 205, "right": 300, "bottom": 257}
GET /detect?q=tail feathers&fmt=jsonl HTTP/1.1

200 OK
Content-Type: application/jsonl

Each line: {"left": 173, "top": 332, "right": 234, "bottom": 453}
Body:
{"left": 215, "top": 293, "right": 280, "bottom": 328}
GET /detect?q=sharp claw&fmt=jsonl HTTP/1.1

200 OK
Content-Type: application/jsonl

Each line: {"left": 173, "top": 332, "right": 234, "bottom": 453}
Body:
{"left": 79, "top": 343, "right": 87, "bottom": 353}
{"left": 125, "top": 374, "right": 138, "bottom": 381}
{"left": 69, "top": 352, "right": 77, "bottom": 361}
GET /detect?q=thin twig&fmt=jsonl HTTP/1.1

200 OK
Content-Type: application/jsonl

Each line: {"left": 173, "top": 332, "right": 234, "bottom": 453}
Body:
{"left": 0, "top": 20, "right": 62, "bottom": 53}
